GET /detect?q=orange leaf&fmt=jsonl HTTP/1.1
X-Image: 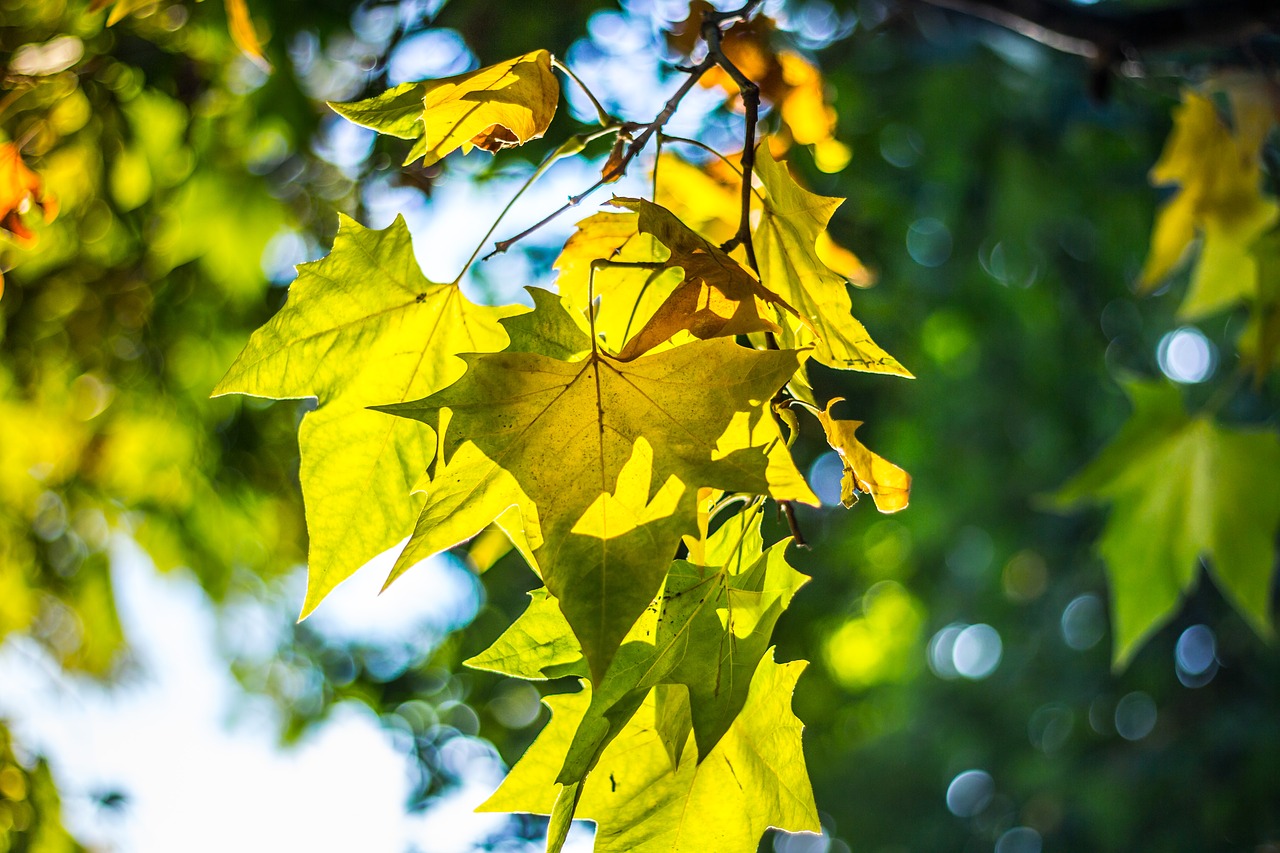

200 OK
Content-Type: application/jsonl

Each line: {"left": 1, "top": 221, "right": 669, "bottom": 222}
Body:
{"left": 0, "top": 143, "right": 57, "bottom": 248}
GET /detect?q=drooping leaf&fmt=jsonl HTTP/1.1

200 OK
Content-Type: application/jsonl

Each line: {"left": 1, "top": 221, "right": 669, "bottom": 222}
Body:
{"left": 606, "top": 197, "right": 798, "bottom": 360}
{"left": 212, "top": 214, "right": 516, "bottom": 616}
{"left": 330, "top": 51, "right": 559, "bottom": 167}
{"left": 753, "top": 146, "right": 911, "bottom": 377}
{"left": 1058, "top": 380, "right": 1280, "bottom": 667}
{"left": 473, "top": 509, "right": 806, "bottom": 794}
{"left": 480, "top": 653, "right": 820, "bottom": 853}
{"left": 816, "top": 398, "right": 911, "bottom": 512}
{"left": 380, "top": 293, "right": 814, "bottom": 681}
{"left": 1139, "top": 85, "right": 1279, "bottom": 319}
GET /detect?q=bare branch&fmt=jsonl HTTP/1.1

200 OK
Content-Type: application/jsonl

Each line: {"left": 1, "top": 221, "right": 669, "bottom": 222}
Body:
{"left": 911, "top": 0, "right": 1280, "bottom": 61}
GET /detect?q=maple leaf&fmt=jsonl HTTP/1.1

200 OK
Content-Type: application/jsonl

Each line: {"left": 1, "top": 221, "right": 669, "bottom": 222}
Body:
{"left": 467, "top": 509, "right": 806, "bottom": 795}
{"left": 1057, "top": 380, "right": 1280, "bottom": 667}
{"left": 606, "top": 197, "right": 798, "bottom": 360}
{"left": 212, "top": 214, "right": 516, "bottom": 616}
{"left": 330, "top": 51, "right": 559, "bottom": 167}
{"left": 1139, "top": 85, "right": 1279, "bottom": 319}
{"left": 379, "top": 292, "right": 815, "bottom": 681}
{"left": 553, "top": 211, "right": 684, "bottom": 355}
{"left": 479, "top": 653, "right": 820, "bottom": 853}
{"left": 667, "top": 5, "right": 849, "bottom": 172}
{"left": 816, "top": 398, "right": 911, "bottom": 512}
{"left": 653, "top": 148, "right": 873, "bottom": 289}
{"left": 753, "top": 146, "right": 911, "bottom": 377}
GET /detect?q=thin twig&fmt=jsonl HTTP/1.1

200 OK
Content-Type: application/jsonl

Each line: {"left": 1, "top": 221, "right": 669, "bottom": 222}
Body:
{"left": 912, "top": 0, "right": 1280, "bottom": 62}
{"left": 700, "top": 13, "right": 761, "bottom": 271}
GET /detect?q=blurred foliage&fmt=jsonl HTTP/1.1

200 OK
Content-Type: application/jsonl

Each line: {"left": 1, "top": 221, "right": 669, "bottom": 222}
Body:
{"left": 2, "top": 0, "right": 1280, "bottom": 852}
{"left": 0, "top": 724, "right": 80, "bottom": 853}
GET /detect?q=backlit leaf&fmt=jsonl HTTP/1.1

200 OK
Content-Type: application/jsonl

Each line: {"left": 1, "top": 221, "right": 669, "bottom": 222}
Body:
{"left": 1139, "top": 86, "right": 1279, "bottom": 319}
{"left": 480, "top": 654, "right": 820, "bottom": 853}
{"left": 330, "top": 51, "right": 559, "bottom": 167}
{"left": 754, "top": 146, "right": 910, "bottom": 376}
{"left": 380, "top": 294, "right": 813, "bottom": 681}
{"left": 1058, "top": 380, "right": 1280, "bottom": 667}
{"left": 816, "top": 398, "right": 911, "bottom": 512}
{"left": 212, "top": 214, "right": 516, "bottom": 616}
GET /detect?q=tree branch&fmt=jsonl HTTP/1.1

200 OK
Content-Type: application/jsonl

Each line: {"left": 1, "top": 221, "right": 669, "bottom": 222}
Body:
{"left": 911, "top": 0, "right": 1280, "bottom": 62}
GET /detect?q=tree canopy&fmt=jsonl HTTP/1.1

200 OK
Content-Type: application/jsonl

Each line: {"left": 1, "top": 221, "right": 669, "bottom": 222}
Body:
{"left": 2, "top": 1, "right": 1280, "bottom": 851}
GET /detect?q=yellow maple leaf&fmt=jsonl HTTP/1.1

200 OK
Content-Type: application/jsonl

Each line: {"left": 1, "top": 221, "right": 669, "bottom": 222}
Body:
{"left": 816, "top": 398, "right": 911, "bottom": 512}
{"left": 331, "top": 51, "right": 559, "bottom": 167}
{"left": 1140, "top": 85, "right": 1279, "bottom": 319}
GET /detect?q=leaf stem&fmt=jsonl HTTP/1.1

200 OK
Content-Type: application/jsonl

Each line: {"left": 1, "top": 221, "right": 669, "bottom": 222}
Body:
{"left": 551, "top": 55, "right": 614, "bottom": 126}
{"left": 658, "top": 133, "right": 767, "bottom": 203}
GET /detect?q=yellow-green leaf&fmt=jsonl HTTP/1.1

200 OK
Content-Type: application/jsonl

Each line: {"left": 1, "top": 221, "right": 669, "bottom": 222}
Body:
{"left": 379, "top": 295, "right": 813, "bottom": 682}
{"left": 212, "top": 214, "right": 516, "bottom": 617}
{"left": 330, "top": 51, "right": 559, "bottom": 167}
{"left": 1139, "top": 86, "right": 1279, "bottom": 319}
{"left": 1058, "top": 380, "right": 1280, "bottom": 668}
{"left": 816, "top": 397, "right": 911, "bottom": 512}
{"left": 753, "top": 146, "right": 911, "bottom": 376}
{"left": 479, "top": 653, "right": 820, "bottom": 853}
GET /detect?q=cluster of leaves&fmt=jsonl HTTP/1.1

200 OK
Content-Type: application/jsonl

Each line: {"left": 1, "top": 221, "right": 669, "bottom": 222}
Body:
{"left": 214, "top": 6, "right": 912, "bottom": 849}
{"left": 1059, "top": 78, "right": 1280, "bottom": 667}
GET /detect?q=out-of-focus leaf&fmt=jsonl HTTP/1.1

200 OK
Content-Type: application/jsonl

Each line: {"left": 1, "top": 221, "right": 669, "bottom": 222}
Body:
{"left": 224, "top": 0, "right": 271, "bottom": 71}
{"left": 0, "top": 143, "right": 58, "bottom": 296}
{"left": 1139, "top": 86, "right": 1278, "bottom": 319}
{"left": 1058, "top": 380, "right": 1280, "bottom": 667}
{"left": 331, "top": 51, "right": 559, "bottom": 167}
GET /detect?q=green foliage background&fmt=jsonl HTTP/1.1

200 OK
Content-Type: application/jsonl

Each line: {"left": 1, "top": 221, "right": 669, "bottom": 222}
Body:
{"left": 1, "top": 1, "right": 1278, "bottom": 851}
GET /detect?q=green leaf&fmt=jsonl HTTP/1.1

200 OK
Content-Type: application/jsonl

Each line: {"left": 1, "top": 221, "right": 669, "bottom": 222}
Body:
{"left": 212, "top": 214, "right": 516, "bottom": 616}
{"left": 379, "top": 295, "right": 814, "bottom": 683}
{"left": 464, "top": 587, "right": 587, "bottom": 681}
{"left": 1058, "top": 380, "right": 1280, "bottom": 667}
{"left": 330, "top": 50, "right": 559, "bottom": 167}
{"left": 479, "top": 653, "right": 820, "bottom": 853}
{"left": 753, "top": 146, "right": 911, "bottom": 377}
